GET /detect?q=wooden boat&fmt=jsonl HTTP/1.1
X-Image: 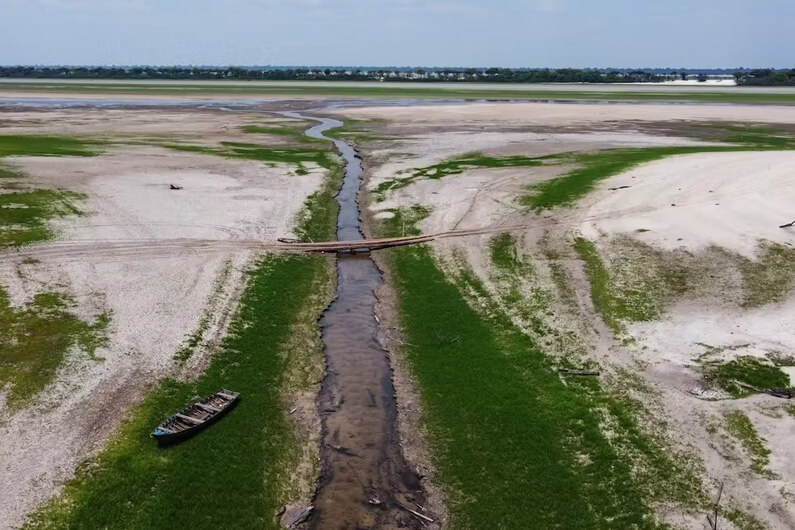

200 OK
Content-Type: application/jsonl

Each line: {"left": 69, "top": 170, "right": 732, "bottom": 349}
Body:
{"left": 151, "top": 389, "right": 240, "bottom": 444}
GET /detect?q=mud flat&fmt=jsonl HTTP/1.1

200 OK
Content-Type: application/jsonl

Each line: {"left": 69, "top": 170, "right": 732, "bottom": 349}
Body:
{"left": 0, "top": 106, "right": 325, "bottom": 528}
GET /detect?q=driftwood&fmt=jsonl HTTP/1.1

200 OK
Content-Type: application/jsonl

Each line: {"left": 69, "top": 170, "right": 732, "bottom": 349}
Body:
{"left": 397, "top": 503, "right": 434, "bottom": 523}
{"left": 735, "top": 380, "right": 792, "bottom": 399}
{"left": 608, "top": 185, "right": 631, "bottom": 191}
{"left": 559, "top": 369, "right": 600, "bottom": 376}
{"left": 169, "top": 184, "right": 183, "bottom": 190}
{"left": 328, "top": 444, "right": 359, "bottom": 457}
{"left": 779, "top": 220, "right": 795, "bottom": 228}
{"left": 288, "top": 506, "right": 313, "bottom": 528}
{"left": 707, "top": 481, "right": 724, "bottom": 530}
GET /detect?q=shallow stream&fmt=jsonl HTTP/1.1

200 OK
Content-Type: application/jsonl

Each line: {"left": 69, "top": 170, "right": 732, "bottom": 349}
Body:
{"left": 284, "top": 112, "right": 425, "bottom": 529}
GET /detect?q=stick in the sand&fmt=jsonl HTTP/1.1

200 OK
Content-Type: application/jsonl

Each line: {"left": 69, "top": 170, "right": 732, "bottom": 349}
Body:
{"left": 707, "top": 481, "right": 724, "bottom": 530}
{"left": 397, "top": 503, "right": 435, "bottom": 523}
{"left": 779, "top": 220, "right": 795, "bottom": 228}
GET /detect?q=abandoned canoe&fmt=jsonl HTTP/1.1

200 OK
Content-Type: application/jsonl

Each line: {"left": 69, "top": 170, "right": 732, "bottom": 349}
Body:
{"left": 151, "top": 389, "right": 240, "bottom": 444}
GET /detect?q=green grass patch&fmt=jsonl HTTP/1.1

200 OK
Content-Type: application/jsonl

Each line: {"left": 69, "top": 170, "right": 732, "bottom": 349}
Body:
{"left": 724, "top": 506, "right": 769, "bottom": 530}
{"left": 379, "top": 205, "right": 430, "bottom": 238}
{"left": 0, "top": 164, "right": 22, "bottom": 178}
{"left": 523, "top": 128, "right": 795, "bottom": 210}
{"left": 739, "top": 242, "right": 795, "bottom": 307}
{"left": 704, "top": 356, "right": 790, "bottom": 397}
{"left": 294, "top": 161, "right": 343, "bottom": 243}
{"left": 379, "top": 214, "right": 703, "bottom": 528}
{"left": 0, "top": 289, "right": 109, "bottom": 408}
{"left": 0, "top": 135, "right": 101, "bottom": 158}
{"left": 0, "top": 135, "right": 101, "bottom": 246}
{"left": 25, "top": 131, "right": 340, "bottom": 528}
{"left": 375, "top": 152, "right": 545, "bottom": 201}
{"left": 573, "top": 237, "right": 625, "bottom": 334}
{"left": 385, "top": 243, "right": 704, "bottom": 528}
{"left": 724, "top": 410, "right": 773, "bottom": 476}
{"left": 573, "top": 237, "right": 698, "bottom": 332}
{"left": 174, "top": 261, "right": 233, "bottom": 362}
{"left": 159, "top": 141, "right": 338, "bottom": 169}
{"left": 26, "top": 254, "right": 327, "bottom": 530}
{"left": 0, "top": 189, "right": 86, "bottom": 247}
{"left": 489, "top": 232, "right": 533, "bottom": 275}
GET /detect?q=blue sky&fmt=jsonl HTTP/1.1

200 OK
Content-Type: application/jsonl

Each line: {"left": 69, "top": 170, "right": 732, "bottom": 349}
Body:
{"left": 1, "top": 0, "right": 792, "bottom": 67}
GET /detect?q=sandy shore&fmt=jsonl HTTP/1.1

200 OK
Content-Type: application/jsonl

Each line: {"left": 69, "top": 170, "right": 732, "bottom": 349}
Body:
{"left": 581, "top": 151, "right": 795, "bottom": 257}
{"left": 345, "top": 101, "right": 795, "bottom": 127}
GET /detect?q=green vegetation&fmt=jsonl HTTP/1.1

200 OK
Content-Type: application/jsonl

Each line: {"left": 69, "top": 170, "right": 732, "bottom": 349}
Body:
{"left": 3, "top": 80, "right": 795, "bottom": 105}
{"left": 0, "top": 190, "right": 86, "bottom": 247}
{"left": 570, "top": 234, "right": 795, "bottom": 335}
{"left": 26, "top": 125, "right": 340, "bottom": 528}
{"left": 0, "top": 134, "right": 103, "bottom": 247}
{"left": 724, "top": 410, "right": 773, "bottom": 476}
{"left": 0, "top": 289, "right": 109, "bottom": 408}
{"left": 489, "top": 232, "right": 532, "bottom": 274}
{"left": 485, "top": 233, "right": 558, "bottom": 340}
{"left": 523, "top": 128, "right": 795, "bottom": 210}
{"left": 573, "top": 237, "right": 627, "bottom": 333}
{"left": 294, "top": 160, "right": 343, "bottom": 242}
{"left": 703, "top": 357, "right": 790, "bottom": 397}
{"left": 160, "top": 141, "right": 338, "bottom": 169}
{"left": 541, "top": 237, "right": 578, "bottom": 308}
{"left": 724, "top": 507, "right": 769, "bottom": 530}
{"left": 738, "top": 242, "right": 795, "bottom": 307}
{"left": 379, "top": 213, "right": 703, "bottom": 529}
{"left": 0, "top": 164, "right": 22, "bottom": 178}
{"left": 379, "top": 205, "right": 430, "bottom": 238}
{"left": 0, "top": 135, "right": 101, "bottom": 158}
{"left": 27, "top": 255, "right": 329, "bottom": 530}
{"left": 375, "top": 153, "right": 545, "bottom": 201}
{"left": 175, "top": 261, "right": 233, "bottom": 362}
{"left": 525, "top": 147, "right": 721, "bottom": 210}
{"left": 374, "top": 127, "right": 795, "bottom": 208}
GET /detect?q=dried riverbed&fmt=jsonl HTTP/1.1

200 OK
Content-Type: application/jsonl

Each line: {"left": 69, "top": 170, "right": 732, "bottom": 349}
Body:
{"left": 287, "top": 113, "right": 427, "bottom": 529}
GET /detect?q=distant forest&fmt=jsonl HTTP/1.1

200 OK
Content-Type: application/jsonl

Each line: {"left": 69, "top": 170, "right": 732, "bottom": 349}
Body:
{"left": 734, "top": 69, "right": 795, "bottom": 86}
{"left": 0, "top": 66, "right": 793, "bottom": 85}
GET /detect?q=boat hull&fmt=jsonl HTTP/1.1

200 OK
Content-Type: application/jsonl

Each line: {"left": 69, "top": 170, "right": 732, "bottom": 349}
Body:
{"left": 152, "top": 390, "right": 240, "bottom": 446}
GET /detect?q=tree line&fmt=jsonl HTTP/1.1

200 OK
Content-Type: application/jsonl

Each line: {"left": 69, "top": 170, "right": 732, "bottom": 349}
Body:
{"left": 1, "top": 66, "right": 791, "bottom": 85}
{"left": 734, "top": 69, "right": 795, "bottom": 86}
{"left": 0, "top": 66, "right": 668, "bottom": 83}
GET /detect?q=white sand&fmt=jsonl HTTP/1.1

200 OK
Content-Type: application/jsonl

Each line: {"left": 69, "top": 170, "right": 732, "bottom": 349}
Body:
{"left": 581, "top": 151, "right": 795, "bottom": 257}
{"left": 345, "top": 101, "right": 795, "bottom": 127}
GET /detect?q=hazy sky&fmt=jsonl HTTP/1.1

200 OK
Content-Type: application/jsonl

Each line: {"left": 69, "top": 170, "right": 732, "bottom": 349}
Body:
{"left": 1, "top": 0, "right": 793, "bottom": 67}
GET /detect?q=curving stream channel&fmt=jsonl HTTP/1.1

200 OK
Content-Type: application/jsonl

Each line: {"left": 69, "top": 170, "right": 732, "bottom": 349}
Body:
{"left": 284, "top": 112, "right": 426, "bottom": 529}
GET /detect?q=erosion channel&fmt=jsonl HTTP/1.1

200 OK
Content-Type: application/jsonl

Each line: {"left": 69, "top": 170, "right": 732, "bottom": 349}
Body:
{"left": 286, "top": 112, "right": 426, "bottom": 529}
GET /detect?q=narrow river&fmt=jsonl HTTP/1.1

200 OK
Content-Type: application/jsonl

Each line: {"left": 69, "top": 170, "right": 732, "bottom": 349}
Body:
{"left": 284, "top": 112, "right": 425, "bottom": 529}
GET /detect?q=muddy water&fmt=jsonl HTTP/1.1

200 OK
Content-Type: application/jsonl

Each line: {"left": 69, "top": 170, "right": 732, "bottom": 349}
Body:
{"left": 284, "top": 112, "right": 425, "bottom": 529}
